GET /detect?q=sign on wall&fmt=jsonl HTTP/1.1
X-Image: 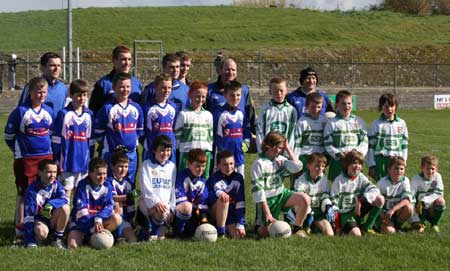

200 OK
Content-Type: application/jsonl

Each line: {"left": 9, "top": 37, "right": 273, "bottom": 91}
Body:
{"left": 434, "top": 95, "right": 450, "bottom": 109}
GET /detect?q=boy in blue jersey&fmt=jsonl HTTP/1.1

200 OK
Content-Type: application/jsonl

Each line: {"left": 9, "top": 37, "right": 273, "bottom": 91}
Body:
{"left": 67, "top": 158, "right": 122, "bottom": 249}
{"left": 18, "top": 52, "right": 68, "bottom": 116}
{"left": 142, "top": 73, "right": 177, "bottom": 162}
{"left": 214, "top": 80, "right": 251, "bottom": 177}
{"left": 89, "top": 44, "right": 142, "bottom": 117}
{"left": 24, "top": 160, "right": 70, "bottom": 248}
{"left": 5, "top": 77, "right": 54, "bottom": 243}
{"left": 286, "top": 67, "right": 334, "bottom": 119}
{"left": 107, "top": 151, "right": 137, "bottom": 242}
{"left": 141, "top": 53, "right": 189, "bottom": 114}
{"left": 175, "top": 149, "right": 209, "bottom": 238}
{"left": 207, "top": 150, "right": 246, "bottom": 239}
{"left": 138, "top": 135, "right": 177, "bottom": 241}
{"left": 94, "top": 72, "right": 144, "bottom": 183}
{"left": 52, "top": 80, "right": 94, "bottom": 198}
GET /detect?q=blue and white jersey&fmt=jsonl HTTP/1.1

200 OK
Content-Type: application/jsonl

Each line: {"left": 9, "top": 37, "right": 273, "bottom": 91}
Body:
{"left": 175, "top": 168, "right": 208, "bottom": 212}
{"left": 18, "top": 76, "right": 68, "bottom": 116}
{"left": 107, "top": 175, "right": 135, "bottom": 222}
{"left": 207, "top": 171, "right": 246, "bottom": 226}
{"left": 143, "top": 101, "right": 177, "bottom": 161}
{"left": 215, "top": 104, "right": 250, "bottom": 167}
{"left": 286, "top": 87, "right": 333, "bottom": 119}
{"left": 52, "top": 103, "right": 94, "bottom": 173}
{"left": 94, "top": 99, "right": 144, "bottom": 154}
{"left": 141, "top": 79, "right": 189, "bottom": 114}
{"left": 24, "top": 178, "right": 68, "bottom": 245}
{"left": 70, "top": 178, "right": 114, "bottom": 233}
{"left": 4, "top": 102, "right": 54, "bottom": 159}
{"left": 139, "top": 157, "right": 176, "bottom": 209}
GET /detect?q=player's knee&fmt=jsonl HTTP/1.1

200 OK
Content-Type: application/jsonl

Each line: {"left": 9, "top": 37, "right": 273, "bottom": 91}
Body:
{"left": 383, "top": 226, "right": 396, "bottom": 234}
{"left": 296, "top": 192, "right": 310, "bottom": 206}
{"left": 434, "top": 197, "right": 445, "bottom": 206}
{"left": 374, "top": 194, "right": 385, "bottom": 207}
{"left": 350, "top": 227, "right": 361, "bottom": 236}
{"left": 34, "top": 224, "right": 49, "bottom": 240}
{"left": 404, "top": 204, "right": 414, "bottom": 216}
{"left": 176, "top": 202, "right": 192, "bottom": 214}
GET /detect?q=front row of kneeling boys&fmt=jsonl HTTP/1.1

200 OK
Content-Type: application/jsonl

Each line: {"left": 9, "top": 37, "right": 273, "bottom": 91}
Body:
{"left": 23, "top": 131, "right": 445, "bottom": 248}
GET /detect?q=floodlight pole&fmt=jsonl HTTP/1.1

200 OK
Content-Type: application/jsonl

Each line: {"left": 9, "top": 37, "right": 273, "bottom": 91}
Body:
{"left": 67, "top": 0, "right": 73, "bottom": 82}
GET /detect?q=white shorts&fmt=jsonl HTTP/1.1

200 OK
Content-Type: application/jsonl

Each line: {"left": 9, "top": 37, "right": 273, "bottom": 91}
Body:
{"left": 60, "top": 172, "right": 87, "bottom": 190}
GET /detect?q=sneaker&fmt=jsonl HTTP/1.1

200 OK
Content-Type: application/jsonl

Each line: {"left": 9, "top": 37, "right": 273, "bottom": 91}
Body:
{"left": 411, "top": 223, "right": 425, "bottom": 233}
{"left": 11, "top": 237, "right": 24, "bottom": 248}
{"left": 147, "top": 235, "right": 158, "bottom": 242}
{"left": 294, "top": 229, "right": 309, "bottom": 238}
{"left": 431, "top": 225, "right": 440, "bottom": 233}
{"left": 52, "top": 239, "right": 65, "bottom": 249}
{"left": 364, "top": 229, "right": 381, "bottom": 236}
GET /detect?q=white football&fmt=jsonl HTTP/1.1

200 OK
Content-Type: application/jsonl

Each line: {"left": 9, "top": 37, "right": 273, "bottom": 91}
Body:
{"left": 325, "top": 112, "right": 336, "bottom": 119}
{"left": 268, "top": 221, "right": 292, "bottom": 238}
{"left": 194, "top": 223, "right": 218, "bottom": 242}
{"left": 90, "top": 229, "right": 114, "bottom": 249}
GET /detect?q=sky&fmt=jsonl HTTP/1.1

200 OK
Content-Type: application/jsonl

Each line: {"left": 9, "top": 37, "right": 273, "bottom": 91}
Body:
{"left": 0, "top": 0, "right": 382, "bottom": 13}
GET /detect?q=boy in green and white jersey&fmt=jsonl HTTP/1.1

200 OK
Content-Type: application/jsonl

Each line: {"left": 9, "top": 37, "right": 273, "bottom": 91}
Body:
{"left": 174, "top": 80, "right": 213, "bottom": 178}
{"left": 410, "top": 155, "right": 446, "bottom": 233}
{"left": 294, "top": 92, "right": 328, "bottom": 166}
{"left": 324, "top": 90, "right": 368, "bottom": 182}
{"left": 256, "top": 77, "right": 297, "bottom": 154}
{"left": 251, "top": 131, "right": 310, "bottom": 237}
{"left": 377, "top": 157, "right": 413, "bottom": 234}
{"left": 367, "top": 93, "right": 408, "bottom": 181}
{"left": 331, "top": 150, "right": 384, "bottom": 236}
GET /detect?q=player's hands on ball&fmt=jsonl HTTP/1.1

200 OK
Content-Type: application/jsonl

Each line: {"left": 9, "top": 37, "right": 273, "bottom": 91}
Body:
{"left": 266, "top": 213, "right": 277, "bottom": 224}
{"left": 235, "top": 227, "right": 246, "bottom": 238}
{"left": 95, "top": 221, "right": 104, "bottom": 233}
{"left": 218, "top": 192, "right": 230, "bottom": 203}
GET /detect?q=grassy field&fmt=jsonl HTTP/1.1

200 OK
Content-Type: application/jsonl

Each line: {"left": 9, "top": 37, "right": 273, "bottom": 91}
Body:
{"left": 1, "top": 109, "right": 450, "bottom": 270}
{"left": 2, "top": 6, "right": 450, "bottom": 53}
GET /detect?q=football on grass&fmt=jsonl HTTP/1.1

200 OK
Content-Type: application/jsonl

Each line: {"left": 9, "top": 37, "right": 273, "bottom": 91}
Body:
{"left": 90, "top": 229, "right": 114, "bottom": 249}
{"left": 268, "top": 221, "right": 292, "bottom": 238}
{"left": 195, "top": 223, "right": 218, "bottom": 242}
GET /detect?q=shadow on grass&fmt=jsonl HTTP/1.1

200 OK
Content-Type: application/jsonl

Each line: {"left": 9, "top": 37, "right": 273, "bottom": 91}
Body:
{"left": 0, "top": 221, "right": 15, "bottom": 247}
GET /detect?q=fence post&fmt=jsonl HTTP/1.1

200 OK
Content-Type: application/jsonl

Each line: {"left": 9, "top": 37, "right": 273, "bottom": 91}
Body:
{"left": 76, "top": 47, "right": 80, "bottom": 79}
{"left": 435, "top": 63, "right": 438, "bottom": 88}
{"left": 258, "top": 48, "right": 262, "bottom": 88}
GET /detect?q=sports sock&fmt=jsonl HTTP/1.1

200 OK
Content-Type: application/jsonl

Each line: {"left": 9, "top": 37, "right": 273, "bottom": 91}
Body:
{"left": 175, "top": 212, "right": 191, "bottom": 235}
{"left": 150, "top": 216, "right": 164, "bottom": 236}
{"left": 53, "top": 230, "right": 64, "bottom": 241}
{"left": 217, "top": 226, "right": 226, "bottom": 235}
{"left": 430, "top": 205, "right": 446, "bottom": 226}
{"left": 362, "top": 206, "right": 382, "bottom": 231}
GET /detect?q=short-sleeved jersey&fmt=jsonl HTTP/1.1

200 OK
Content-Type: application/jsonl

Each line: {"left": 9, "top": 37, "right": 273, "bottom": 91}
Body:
{"left": 366, "top": 114, "right": 408, "bottom": 167}
{"left": 107, "top": 175, "right": 135, "bottom": 221}
{"left": 207, "top": 170, "right": 246, "bottom": 226}
{"left": 70, "top": 178, "right": 114, "bottom": 233}
{"left": 286, "top": 87, "right": 333, "bottom": 119}
{"left": 174, "top": 105, "right": 213, "bottom": 153}
{"left": 139, "top": 157, "right": 177, "bottom": 210}
{"left": 256, "top": 100, "right": 297, "bottom": 154}
{"left": 94, "top": 99, "right": 144, "bottom": 154}
{"left": 331, "top": 172, "right": 380, "bottom": 214}
{"left": 175, "top": 168, "right": 208, "bottom": 212}
{"left": 411, "top": 172, "right": 444, "bottom": 208}
{"left": 89, "top": 70, "right": 142, "bottom": 116}
{"left": 24, "top": 178, "right": 68, "bottom": 245}
{"left": 215, "top": 104, "right": 251, "bottom": 167}
{"left": 4, "top": 102, "right": 54, "bottom": 159}
{"left": 18, "top": 76, "right": 68, "bottom": 116}
{"left": 143, "top": 101, "right": 177, "bottom": 161}
{"left": 251, "top": 153, "right": 302, "bottom": 203}
{"left": 294, "top": 171, "right": 331, "bottom": 211}
{"left": 377, "top": 176, "right": 412, "bottom": 211}
{"left": 51, "top": 104, "right": 94, "bottom": 173}
{"left": 324, "top": 113, "right": 368, "bottom": 160}
{"left": 294, "top": 113, "right": 327, "bottom": 156}
{"left": 141, "top": 79, "right": 189, "bottom": 114}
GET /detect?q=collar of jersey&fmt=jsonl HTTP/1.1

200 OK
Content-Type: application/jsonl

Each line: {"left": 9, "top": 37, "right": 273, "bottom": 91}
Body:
{"left": 388, "top": 175, "right": 405, "bottom": 184}
{"left": 336, "top": 112, "right": 355, "bottom": 120}
{"left": 380, "top": 113, "right": 399, "bottom": 122}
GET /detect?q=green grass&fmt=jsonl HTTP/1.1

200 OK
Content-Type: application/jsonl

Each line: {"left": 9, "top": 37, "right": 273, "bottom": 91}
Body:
{"left": 2, "top": 7, "right": 450, "bottom": 53}
{"left": 1, "top": 109, "right": 450, "bottom": 270}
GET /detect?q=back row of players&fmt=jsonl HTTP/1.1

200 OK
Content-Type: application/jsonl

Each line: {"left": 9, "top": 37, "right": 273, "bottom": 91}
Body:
{"left": 4, "top": 45, "right": 445, "bottom": 248}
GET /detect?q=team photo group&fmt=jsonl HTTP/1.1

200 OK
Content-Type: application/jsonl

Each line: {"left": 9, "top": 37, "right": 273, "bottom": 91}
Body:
{"left": 3, "top": 44, "right": 445, "bottom": 249}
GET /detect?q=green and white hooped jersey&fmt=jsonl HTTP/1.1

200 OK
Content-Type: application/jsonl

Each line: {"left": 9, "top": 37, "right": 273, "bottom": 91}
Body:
{"left": 324, "top": 113, "right": 368, "bottom": 160}
{"left": 256, "top": 100, "right": 297, "bottom": 154}
{"left": 377, "top": 176, "right": 412, "bottom": 211}
{"left": 294, "top": 172, "right": 331, "bottom": 211}
{"left": 294, "top": 113, "right": 327, "bottom": 156}
{"left": 251, "top": 154, "right": 302, "bottom": 203}
{"left": 411, "top": 172, "right": 444, "bottom": 208}
{"left": 174, "top": 106, "right": 213, "bottom": 153}
{"left": 331, "top": 172, "right": 380, "bottom": 214}
{"left": 366, "top": 114, "right": 408, "bottom": 167}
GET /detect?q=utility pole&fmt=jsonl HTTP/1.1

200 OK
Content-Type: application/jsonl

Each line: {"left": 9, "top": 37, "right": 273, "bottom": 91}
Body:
{"left": 68, "top": 0, "right": 73, "bottom": 82}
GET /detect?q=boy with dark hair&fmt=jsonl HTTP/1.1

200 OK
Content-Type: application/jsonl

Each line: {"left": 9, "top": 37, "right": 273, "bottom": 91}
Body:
{"left": 207, "top": 150, "right": 246, "bottom": 238}
{"left": 176, "top": 51, "right": 192, "bottom": 85}
{"left": 89, "top": 44, "right": 142, "bottom": 116}
{"left": 175, "top": 148, "right": 209, "bottom": 237}
{"left": 67, "top": 158, "right": 122, "bottom": 249}
{"left": 18, "top": 52, "right": 68, "bottom": 116}
{"left": 24, "top": 159, "right": 70, "bottom": 248}
{"left": 52, "top": 79, "right": 94, "bottom": 197}
{"left": 94, "top": 72, "right": 144, "bottom": 182}
{"left": 5, "top": 77, "right": 54, "bottom": 243}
